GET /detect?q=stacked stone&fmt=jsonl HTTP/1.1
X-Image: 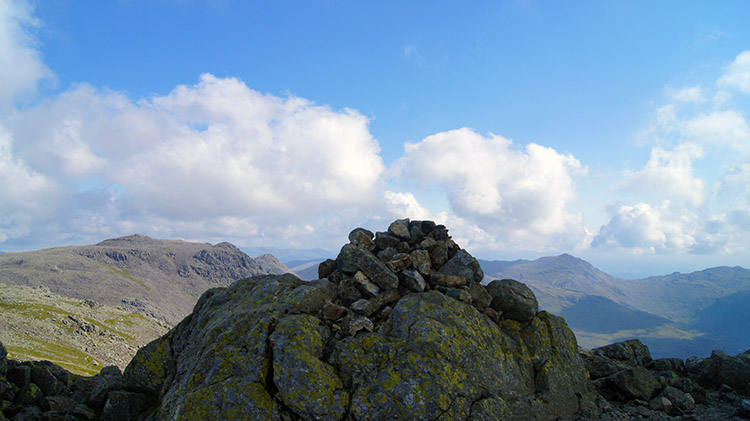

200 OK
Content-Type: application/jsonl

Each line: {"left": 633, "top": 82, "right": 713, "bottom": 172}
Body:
{"left": 317, "top": 218, "right": 539, "bottom": 337}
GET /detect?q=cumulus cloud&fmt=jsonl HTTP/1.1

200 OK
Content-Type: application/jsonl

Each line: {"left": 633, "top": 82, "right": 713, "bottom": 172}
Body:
{"left": 393, "top": 128, "right": 589, "bottom": 250}
{"left": 593, "top": 201, "right": 698, "bottom": 254}
{"left": 4, "top": 75, "right": 385, "bottom": 248}
{"left": 0, "top": 126, "right": 58, "bottom": 242}
{"left": 628, "top": 142, "right": 705, "bottom": 206}
{"left": 718, "top": 50, "right": 750, "bottom": 94}
{"left": 681, "top": 110, "right": 750, "bottom": 153}
{"left": 0, "top": 0, "right": 52, "bottom": 108}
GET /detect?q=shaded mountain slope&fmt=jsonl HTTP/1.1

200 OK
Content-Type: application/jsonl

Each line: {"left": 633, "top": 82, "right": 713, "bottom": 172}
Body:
{"left": 0, "top": 235, "right": 291, "bottom": 325}
{"left": 480, "top": 255, "right": 750, "bottom": 358}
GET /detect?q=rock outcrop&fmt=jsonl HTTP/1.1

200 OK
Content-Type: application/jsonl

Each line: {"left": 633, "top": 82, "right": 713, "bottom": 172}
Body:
{"left": 581, "top": 338, "right": 750, "bottom": 419}
{"left": 3, "top": 219, "right": 749, "bottom": 420}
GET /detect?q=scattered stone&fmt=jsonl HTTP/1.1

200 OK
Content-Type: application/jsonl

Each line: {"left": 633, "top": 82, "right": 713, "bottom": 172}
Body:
{"left": 649, "top": 396, "right": 673, "bottom": 414}
{"left": 660, "top": 386, "right": 695, "bottom": 413}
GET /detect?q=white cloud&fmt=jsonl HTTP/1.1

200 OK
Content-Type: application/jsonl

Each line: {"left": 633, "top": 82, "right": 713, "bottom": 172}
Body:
{"left": 593, "top": 201, "right": 698, "bottom": 254}
{"left": 718, "top": 50, "right": 750, "bottom": 94}
{"left": 5, "top": 74, "right": 386, "bottom": 248}
{"left": 0, "top": 126, "right": 58, "bottom": 242}
{"left": 670, "top": 86, "right": 706, "bottom": 103}
{"left": 383, "top": 191, "right": 432, "bottom": 220}
{"left": 393, "top": 128, "right": 589, "bottom": 250}
{"left": 0, "top": 0, "right": 52, "bottom": 108}
{"left": 628, "top": 142, "right": 706, "bottom": 206}
{"left": 681, "top": 110, "right": 750, "bottom": 153}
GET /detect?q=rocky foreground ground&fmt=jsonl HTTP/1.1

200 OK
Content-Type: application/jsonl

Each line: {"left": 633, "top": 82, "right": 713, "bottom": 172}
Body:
{"left": 1, "top": 219, "right": 749, "bottom": 420}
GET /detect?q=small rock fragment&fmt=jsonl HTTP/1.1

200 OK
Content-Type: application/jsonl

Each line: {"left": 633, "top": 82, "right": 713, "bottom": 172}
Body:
{"left": 349, "top": 315, "right": 374, "bottom": 336}
{"left": 399, "top": 269, "right": 426, "bottom": 292}
{"left": 350, "top": 299, "right": 376, "bottom": 317}
{"left": 322, "top": 302, "right": 348, "bottom": 320}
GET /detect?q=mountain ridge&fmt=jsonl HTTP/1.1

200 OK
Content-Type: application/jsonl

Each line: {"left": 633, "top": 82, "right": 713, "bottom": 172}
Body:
{"left": 479, "top": 254, "right": 750, "bottom": 357}
{"left": 0, "top": 234, "right": 293, "bottom": 325}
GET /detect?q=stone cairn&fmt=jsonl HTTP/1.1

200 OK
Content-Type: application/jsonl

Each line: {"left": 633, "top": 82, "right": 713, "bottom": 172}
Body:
{"left": 317, "top": 218, "right": 538, "bottom": 337}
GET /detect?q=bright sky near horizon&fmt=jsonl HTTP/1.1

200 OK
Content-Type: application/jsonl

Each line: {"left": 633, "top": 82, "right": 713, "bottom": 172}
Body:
{"left": 1, "top": 0, "right": 750, "bottom": 277}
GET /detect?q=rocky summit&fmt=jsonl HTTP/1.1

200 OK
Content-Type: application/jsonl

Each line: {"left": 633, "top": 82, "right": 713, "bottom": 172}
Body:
{"left": 1, "top": 219, "right": 749, "bottom": 420}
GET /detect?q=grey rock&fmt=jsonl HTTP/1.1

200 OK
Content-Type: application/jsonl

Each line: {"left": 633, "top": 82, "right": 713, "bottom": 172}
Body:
{"left": 429, "top": 244, "right": 450, "bottom": 269}
{"left": 338, "top": 276, "right": 363, "bottom": 306}
{"left": 419, "top": 237, "right": 438, "bottom": 250}
{"left": 386, "top": 253, "right": 411, "bottom": 273}
{"left": 593, "top": 339, "right": 653, "bottom": 368}
{"left": 583, "top": 354, "right": 631, "bottom": 380}
{"left": 486, "top": 279, "right": 538, "bottom": 322}
{"left": 30, "top": 364, "right": 65, "bottom": 397}
{"left": 348, "top": 228, "right": 375, "bottom": 251}
{"left": 648, "top": 358, "right": 685, "bottom": 374}
{"left": 374, "top": 231, "right": 400, "bottom": 250}
{"left": 694, "top": 349, "right": 750, "bottom": 393}
{"left": 322, "top": 302, "right": 348, "bottom": 320}
{"left": 409, "top": 249, "right": 431, "bottom": 276}
{"left": 100, "top": 391, "right": 155, "bottom": 421}
{"left": 439, "top": 249, "right": 484, "bottom": 284}
{"left": 350, "top": 299, "right": 376, "bottom": 317}
{"left": 15, "top": 383, "right": 42, "bottom": 407}
{"left": 388, "top": 218, "right": 411, "bottom": 240}
{"left": 399, "top": 269, "right": 426, "bottom": 292}
{"left": 45, "top": 394, "right": 78, "bottom": 413}
{"left": 660, "top": 386, "right": 694, "bottom": 412}
{"left": 599, "top": 367, "right": 658, "bottom": 401}
{"left": 336, "top": 243, "right": 359, "bottom": 274}
{"left": 445, "top": 288, "right": 472, "bottom": 303}
{"left": 468, "top": 282, "right": 492, "bottom": 311}
{"left": 352, "top": 271, "right": 380, "bottom": 298}
{"left": 318, "top": 258, "right": 337, "bottom": 279}
{"left": 429, "top": 273, "right": 467, "bottom": 288}
{"left": 649, "top": 396, "right": 673, "bottom": 414}
{"left": 7, "top": 365, "right": 30, "bottom": 388}
{"left": 348, "top": 315, "right": 374, "bottom": 336}
{"left": 376, "top": 246, "right": 397, "bottom": 263}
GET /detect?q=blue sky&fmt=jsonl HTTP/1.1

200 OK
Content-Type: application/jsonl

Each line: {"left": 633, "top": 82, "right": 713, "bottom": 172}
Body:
{"left": 2, "top": 0, "right": 750, "bottom": 277}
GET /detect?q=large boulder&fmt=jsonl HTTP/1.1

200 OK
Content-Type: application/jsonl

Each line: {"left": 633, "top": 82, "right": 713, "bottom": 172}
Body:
{"left": 486, "top": 278, "right": 539, "bottom": 322}
{"left": 692, "top": 349, "right": 750, "bottom": 394}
